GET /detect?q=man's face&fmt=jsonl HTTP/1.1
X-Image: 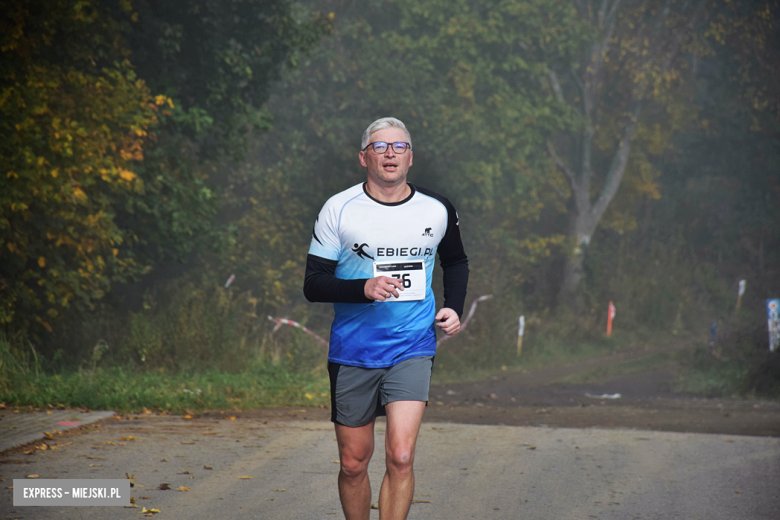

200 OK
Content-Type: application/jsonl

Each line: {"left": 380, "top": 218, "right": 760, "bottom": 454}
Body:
{"left": 359, "top": 127, "right": 413, "bottom": 186}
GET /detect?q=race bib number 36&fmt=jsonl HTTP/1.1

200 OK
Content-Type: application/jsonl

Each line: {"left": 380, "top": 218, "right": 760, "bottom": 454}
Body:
{"left": 373, "top": 261, "right": 426, "bottom": 301}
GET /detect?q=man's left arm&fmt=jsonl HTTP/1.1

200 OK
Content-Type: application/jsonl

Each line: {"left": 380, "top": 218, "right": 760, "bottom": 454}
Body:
{"left": 435, "top": 202, "right": 469, "bottom": 336}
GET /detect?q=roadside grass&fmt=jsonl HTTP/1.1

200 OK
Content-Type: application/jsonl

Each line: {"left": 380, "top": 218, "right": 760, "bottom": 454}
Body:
{"left": 551, "top": 351, "right": 676, "bottom": 385}
{"left": 674, "top": 344, "right": 780, "bottom": 400}
{"left": 2, "top": 366, "right": 330, "bottom": 413}
{"left": 432, "top": 328, "right": 660, "bottom": 385}
{"left": 4, "top": 326, "right": 776, "bottom": 413}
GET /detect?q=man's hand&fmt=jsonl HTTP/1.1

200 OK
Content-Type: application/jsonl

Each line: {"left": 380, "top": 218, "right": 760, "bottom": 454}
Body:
{"left": 435, "top": 307, "right": 460, "bottom": 335}
{"left": 365, "top": 276, "right": 405, "bottom": 301}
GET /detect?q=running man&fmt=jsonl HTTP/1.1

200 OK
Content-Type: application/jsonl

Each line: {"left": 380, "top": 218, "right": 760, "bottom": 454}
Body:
{"left": 304, "top": 117, "right": 469, "bottom": 519}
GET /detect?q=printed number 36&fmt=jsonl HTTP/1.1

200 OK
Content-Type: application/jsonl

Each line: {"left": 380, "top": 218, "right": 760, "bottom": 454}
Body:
{"left": 392, "top": 273, "right": 412, "bottom": 288}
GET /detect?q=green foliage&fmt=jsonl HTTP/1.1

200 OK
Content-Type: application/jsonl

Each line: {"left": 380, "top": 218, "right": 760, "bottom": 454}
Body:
{"left": 120, "top": 0, "right": 333, "bottom": 157}
{"left": 3, "top": 0, "right": 778, "bottom": 404}
{"left": 0, "top": 0, "right": 163, "bottom": 331}
{"left": 1, "top": 0, "right": 331, "bottom": 339}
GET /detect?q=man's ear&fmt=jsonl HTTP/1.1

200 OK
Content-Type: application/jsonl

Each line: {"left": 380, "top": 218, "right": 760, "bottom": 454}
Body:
{"left": 409, "top": 151, "right": 413, "bottom": 167}
{"left": 358, "top": 150, "right": 368, "bottom": 167}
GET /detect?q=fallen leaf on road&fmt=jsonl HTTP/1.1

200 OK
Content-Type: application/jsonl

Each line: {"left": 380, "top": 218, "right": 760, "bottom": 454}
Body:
{"left": 26, "top": 475, "right": 39, "bottom": 478}
{"left": 204, "top": 466, "right": 213, "bottom": 470}
{"left": 238, "top": 476, "right": 252, "bottom": 479}
{"left": 118, "top": 436, "right": 136, "bottom": 441}
{"left": 526, "top": 446, "right": 537, "bottom": 450}
{"left": 89, "top": 464, "right": 102, "bottom": 467}
{"left": 141, "top": 496, "right": 151, "bottom": 499}
{"left": 332, "top": 460, "right": 340, "bottom": 464}
{"left": 371, "top": 504, "right": 378, "bottom": 510}
{"left": 158, "top": 483, "right": 171, "bottom": 490}
{"left": 106, "top": 441, "right": 116, "bottom": 445}
{"left": 273, "top": 489, "right": 286, "bottom": 492}
{"left": 160, "top": 458, "right": 169, "bottom": 462}
{"left": 735, "top": 490, "right": 742, "bottom": 494}
{"left": 184, "top": 415, "right": 192, "bottom": 419}
{"left": 412, "top": 500, "right": 432, "bottom": 504}
{"left": 177, "top": 486, "right": 191, "bottom": 492}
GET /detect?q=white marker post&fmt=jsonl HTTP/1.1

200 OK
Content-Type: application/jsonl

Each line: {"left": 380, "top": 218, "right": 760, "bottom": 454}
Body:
{"left": 735, "top": 279, "right": 746, "bottom": 316}
{"left": 517, "top": 315, "right": 525, "bottom": 358}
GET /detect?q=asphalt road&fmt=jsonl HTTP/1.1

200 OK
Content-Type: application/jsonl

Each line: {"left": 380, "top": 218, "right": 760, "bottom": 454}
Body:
{"left": 2, "top": 414, "right": 779, "bottom": 520}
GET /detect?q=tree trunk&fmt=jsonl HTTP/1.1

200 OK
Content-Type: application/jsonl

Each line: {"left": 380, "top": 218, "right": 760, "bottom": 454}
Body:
{"left": 558, "top": 202, "right": 600, "bottom": 309}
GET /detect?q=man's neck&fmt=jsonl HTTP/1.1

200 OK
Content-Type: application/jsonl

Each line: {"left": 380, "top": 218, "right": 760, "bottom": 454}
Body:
{"left": 365, "top": 179, "right": 411, "bottom": 203}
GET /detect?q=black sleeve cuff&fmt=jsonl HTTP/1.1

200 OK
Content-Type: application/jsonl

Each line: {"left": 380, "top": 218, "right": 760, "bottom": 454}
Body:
{"left": 304, "top": 254, "right": 373, "bottom": 304}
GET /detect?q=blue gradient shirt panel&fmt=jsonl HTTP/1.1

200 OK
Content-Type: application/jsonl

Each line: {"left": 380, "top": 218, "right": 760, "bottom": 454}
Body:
{"left": 308, "top": 183, "right": 448, "bottom": 368}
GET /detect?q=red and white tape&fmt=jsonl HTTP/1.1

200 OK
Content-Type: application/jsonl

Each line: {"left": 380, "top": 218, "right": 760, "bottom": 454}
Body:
{"left": 267, "top": 316, "right": 330, "bottom": 347}
{"left": 437, "top": 295, "right": 492, "bottom": 345}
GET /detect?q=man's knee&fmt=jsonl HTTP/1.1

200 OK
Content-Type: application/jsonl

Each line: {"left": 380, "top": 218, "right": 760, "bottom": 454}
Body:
{"left": 340, "top": 448, "right": 372, "bottom": 479}
{"left": 386, "top": 446, "right": 415, "bottom": 473}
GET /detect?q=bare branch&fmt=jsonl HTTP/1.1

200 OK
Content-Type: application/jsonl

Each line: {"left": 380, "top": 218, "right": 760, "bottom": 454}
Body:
{"left": 547, "top": 141, "right": 576, "bottom": 189}
{"left": 605, "top": 0, "right": 623, "bottom": 24}
{"left": 598, "top": 0, "right": 609, "bottom": 27}
{"left": 570, "top": 64, "right": 586, "bottom": 99}
{"left": 547, "top": 70, "right": 565, "bottom": 104}
{"left": 590, "top": 102, "right": 643, "bottom": 221}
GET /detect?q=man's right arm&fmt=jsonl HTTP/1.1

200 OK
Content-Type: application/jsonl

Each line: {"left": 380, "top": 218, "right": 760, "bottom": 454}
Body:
{"left": 303, "top": 254, "right": 374, "bottom": 304}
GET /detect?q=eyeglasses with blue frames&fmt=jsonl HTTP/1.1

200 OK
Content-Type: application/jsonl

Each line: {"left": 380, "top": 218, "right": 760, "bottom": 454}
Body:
{"left": 362, "top": 141, "right": 412, "bottom": 154}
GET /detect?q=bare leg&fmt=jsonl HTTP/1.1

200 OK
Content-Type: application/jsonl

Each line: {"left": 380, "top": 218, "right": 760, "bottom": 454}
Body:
{"left": 379, "top": 400, "right": 426, "bottom": 520}
{"left": 335, "top": 420, "right": 376, "bottom": 520}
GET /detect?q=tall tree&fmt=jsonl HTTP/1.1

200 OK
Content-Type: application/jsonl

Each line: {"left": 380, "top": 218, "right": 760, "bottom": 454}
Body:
{"left": 547, "top": 0, "right": 708, "bottom": 306}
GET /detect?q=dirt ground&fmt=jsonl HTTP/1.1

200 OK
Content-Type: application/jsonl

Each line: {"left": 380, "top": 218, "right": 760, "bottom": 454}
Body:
{"left": 210, "top": 344, "right": 780, "bottom": 437}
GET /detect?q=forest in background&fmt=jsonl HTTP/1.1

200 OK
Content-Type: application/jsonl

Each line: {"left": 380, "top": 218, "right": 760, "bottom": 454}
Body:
{"left": 2, "top": 0, "right": 779, "bottom": 406}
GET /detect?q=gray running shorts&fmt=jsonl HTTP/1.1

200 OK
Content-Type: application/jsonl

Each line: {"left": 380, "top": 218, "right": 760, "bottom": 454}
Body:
{"left": 328, "top": 356, "right": 434, "bottom": 428}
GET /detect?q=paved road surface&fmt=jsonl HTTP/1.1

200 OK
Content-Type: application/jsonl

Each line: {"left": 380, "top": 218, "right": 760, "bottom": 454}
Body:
{"left": 2, "top": 415, "right": 779, "bottom": 519}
